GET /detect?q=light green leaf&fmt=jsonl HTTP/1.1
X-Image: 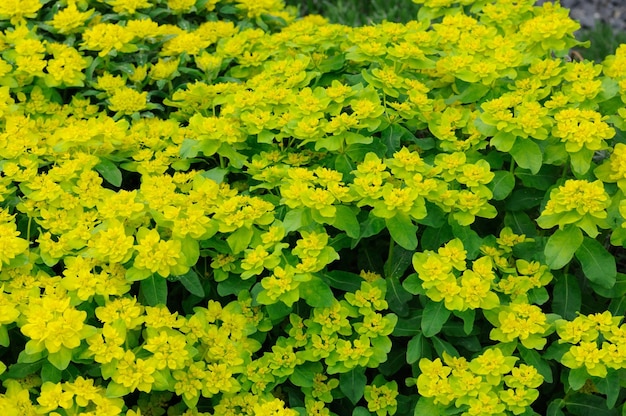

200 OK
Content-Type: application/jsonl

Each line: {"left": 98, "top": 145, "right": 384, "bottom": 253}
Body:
{"left": 575, "top": 237, "right": 616, "bottom": 289}
{"left": 140, "top": 274, "right": 168, "bottom": 306}
{"left": 385, "top": 214, "right": 418, "bottom": 250}
{"left": 300, "top": 277, "right": 334, "bottom": 308}
{"left": 226, "top": 226, "right": 254, "bottom": 254}
{"left": 510, "top": 139, "right": 542, "bottom": 174}
{"left": 47, "top": 347, "right": 72, "bottom": 371}
{"left": 544, "top": 226, "right": 583, "bottom": 270}
{"left": 332, "top": 205, "right": 360, "bottom": 239}
{"left": 421, "top": 300, "right": 451, "bottom": 338}
{"left": 105, "top": 381, "right": 132, "bottom": 398}
{"left": 488, "top": 171, "right": 515, "bottom": 200}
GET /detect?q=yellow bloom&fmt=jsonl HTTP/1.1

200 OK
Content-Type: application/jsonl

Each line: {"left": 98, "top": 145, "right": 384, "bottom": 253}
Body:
{"left": 108, "top": 87, "right": 148, "bottom": 115}
{"left": 48, "top": 3, "right": 94, "bottom": 34}
{"left": 0, "top": 0, "right": 42, "bottom": 24}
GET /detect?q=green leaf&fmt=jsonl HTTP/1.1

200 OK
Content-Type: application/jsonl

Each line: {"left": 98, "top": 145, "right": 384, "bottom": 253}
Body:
{"left": 352, "top": 407, "right": 370, "bottom": 416}
{"left": 407, "top": 332, "right": 426, "bottom": 364}
{"left": 393, "top": 314, "right": 423, "bottom": 337}
{"left": 41, "top": 361, "right": 62, "bottom": 383}
{"left": 575, "top": 237, "right": 617, "bottom": 289}
{"left": 515, "top": 165, "right": 561, "bottom": 190}
{"left": 488, "top": 171, "right": 515, "bottom": 200}
{"left": 290, "top": 362, "right": 322, "bottom": 388}
{"left": 402, "top": 273, "right": 425, "bottom": 296}
{"left": 420, "top": 224, "right": 453, "bottom": 250}
{"left": 106, "top": 381, "right": 132, "bottom": 398}
{"left": 386, "top": 214, "right": 418, "bottom": 250}
{"left": 595, "top": 369, "right": 620, "bottom": 408}
{"left": 384, "top": 246, "right": 413, "bottom": 280}
{"left": 504, "top": 211, "right": 537, "bottom": 237}
{"left": 322, "top": 270, "right": 362, "bottom": 292}
{"left": 140, "top": 274, "right": 168, "bottom": 306}
{"left": 547, "top": 400, "right": 565, "bottom": 416}
{"left": 565, "top": 392, "right": 619, "bottom": 416}
{"left": 380, "top": 124, "right": 413, "bottom": 157}
{"left": 95, "top": 159, "right": 123, "bottom": 187}
{"left": 47, "top": 347, "right": 72, "bottom": 371}
{"left": 592, "top": 272, "right": 626, "bottom": 298}
{"left": 334, "top": 153, "right": 356, "bottom": 178}
{"left": 510, "top": 139, "right": 542, "bottom": 174}
{"left": 332, "top": 205, "right": 360, "bottom": 239}
{"left": 386, "top": 276, "right": 412, "bottom": 317}
{"left": 421, "top": 300, "right": 451, "bottom": 338}
{"left": 226, "top": 226, "right": 254, "bottom": 254}
{"left": 340, "top": 367, "right": 366, "bottom": 405}
{"left": 300, "top": 277, "right": 334, "bottom": 308}
{"left": 518, "top": 345, "right": 553, "bottom": 383}
{"left": 505, "top": 188, "right": 545, "bottom": 211}
{"left": 453, "top": 309, "right": 475, "bottom": 335}
{"left": 414, "top": 397, "right": 441, "bottom": 416}
{"left": 177, "top": 269, "right": 205, "bottom": 298}
{"left": 5, "top": 361, "right": 43, "bottom": 379}
{"left": 544, "top": 226, "right": 583, "bottom": 270}
{"left": 431, "top": 335, "right": 458, "bottom": 357}
{"left": 552, "top": 274, "right": 581, "bottom": 321}
{"left": 567, "top": 367, "right": 588, "bottom": 391}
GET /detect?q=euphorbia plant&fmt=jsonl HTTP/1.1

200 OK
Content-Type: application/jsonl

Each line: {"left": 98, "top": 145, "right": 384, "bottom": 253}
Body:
{"left": 0, "top": 0, "right": 626, "bottom": 415}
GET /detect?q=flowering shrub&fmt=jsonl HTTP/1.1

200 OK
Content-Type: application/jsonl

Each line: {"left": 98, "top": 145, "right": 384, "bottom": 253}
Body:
{"left": 1, "top": 0, "right": 626, "bottom": 414}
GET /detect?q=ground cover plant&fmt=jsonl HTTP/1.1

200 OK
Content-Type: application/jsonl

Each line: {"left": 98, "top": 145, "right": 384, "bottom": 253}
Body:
{"left": 2, "top": 0, "right": 626, "bottom": 414}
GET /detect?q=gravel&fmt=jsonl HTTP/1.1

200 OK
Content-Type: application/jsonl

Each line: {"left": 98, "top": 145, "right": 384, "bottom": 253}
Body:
{"left": 536, "top": 0, "right": 626, "bottom": 32}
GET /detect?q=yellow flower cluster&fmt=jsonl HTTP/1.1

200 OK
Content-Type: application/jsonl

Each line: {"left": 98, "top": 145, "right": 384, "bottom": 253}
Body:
{"left": 537, "top": 179, "right": 610, "bottom": 237}
{"left": 417, "top": 349, "right": 543, "bottom": 416}
{"left": 0, "top": 0, "right": 624, "bottom": 413}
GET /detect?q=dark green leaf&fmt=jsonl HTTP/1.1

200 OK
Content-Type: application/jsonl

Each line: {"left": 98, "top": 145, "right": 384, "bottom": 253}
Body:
{"left": 575, "top": 237, "right": 617, "bottom": 289}
{"left": 552, "top": 274, "right": 581, "bottom": 321}
{"left": 564, "top": 392, "right": 619, "bottom": 416}
{"left": 420, "top": 224, "right": 453, "bottom": 250}
{"left": 140, "top": 274, "right": 168, "bottom": 306}
{"left": 393, "top": 313, "right": 423, "bottom": 337}
{"left": 95, "top": 159, "right": 123, "bottom": 187}
{"left": 431, "top": 336, "right": 458, "bottom": 358}
{"left": 5, "top": 361, "right": 43, "bottom": 379}
{"left": 384, "top": 246, "right": 413, "bottom": 280}
{"left": 386, "top": 276, "right": 412, "bottom": 317}
{"left": 547, "top": 400, "right": 565, "bottom": 416}
{"left": 421, "top": 300, "right": 451, "bottom": 338}
{"left": 595, "top": 369, "right": 620, "bottom": 408}
{"left": 322, "top": 271, "right": 362, "bottom": 292}
{"left": 177, "top": 269, "right": 205, "bottom": 298}
{"left": 407, "top": 332, "right": 426, "bottom": 364}
{"left": 352, "top": 407, "right": 370, "bottom": 416}
{"left": 504, "top": 211, "right": 537, "bottom": 237}
{"left": 380, "top": 124, "right": 413, "bottom": 157}
{"left": 340, "top": 367, "right": 367, "bottom": 405}
{"left": 505, "top": 188, "right": 545, "bottom": 211}
{"left": 41, "top": 361, "right": 62, "bottom": 383}
{"left": 592, "top": 272, "right": 626, "bottom": 298}
{"left": 515, "top": 165, "right": 561, "bottom": 190}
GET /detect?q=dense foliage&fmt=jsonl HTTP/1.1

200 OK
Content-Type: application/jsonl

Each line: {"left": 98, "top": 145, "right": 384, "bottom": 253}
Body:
{"left": 1, "top": 0, "right": 626, "bottom": 415}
